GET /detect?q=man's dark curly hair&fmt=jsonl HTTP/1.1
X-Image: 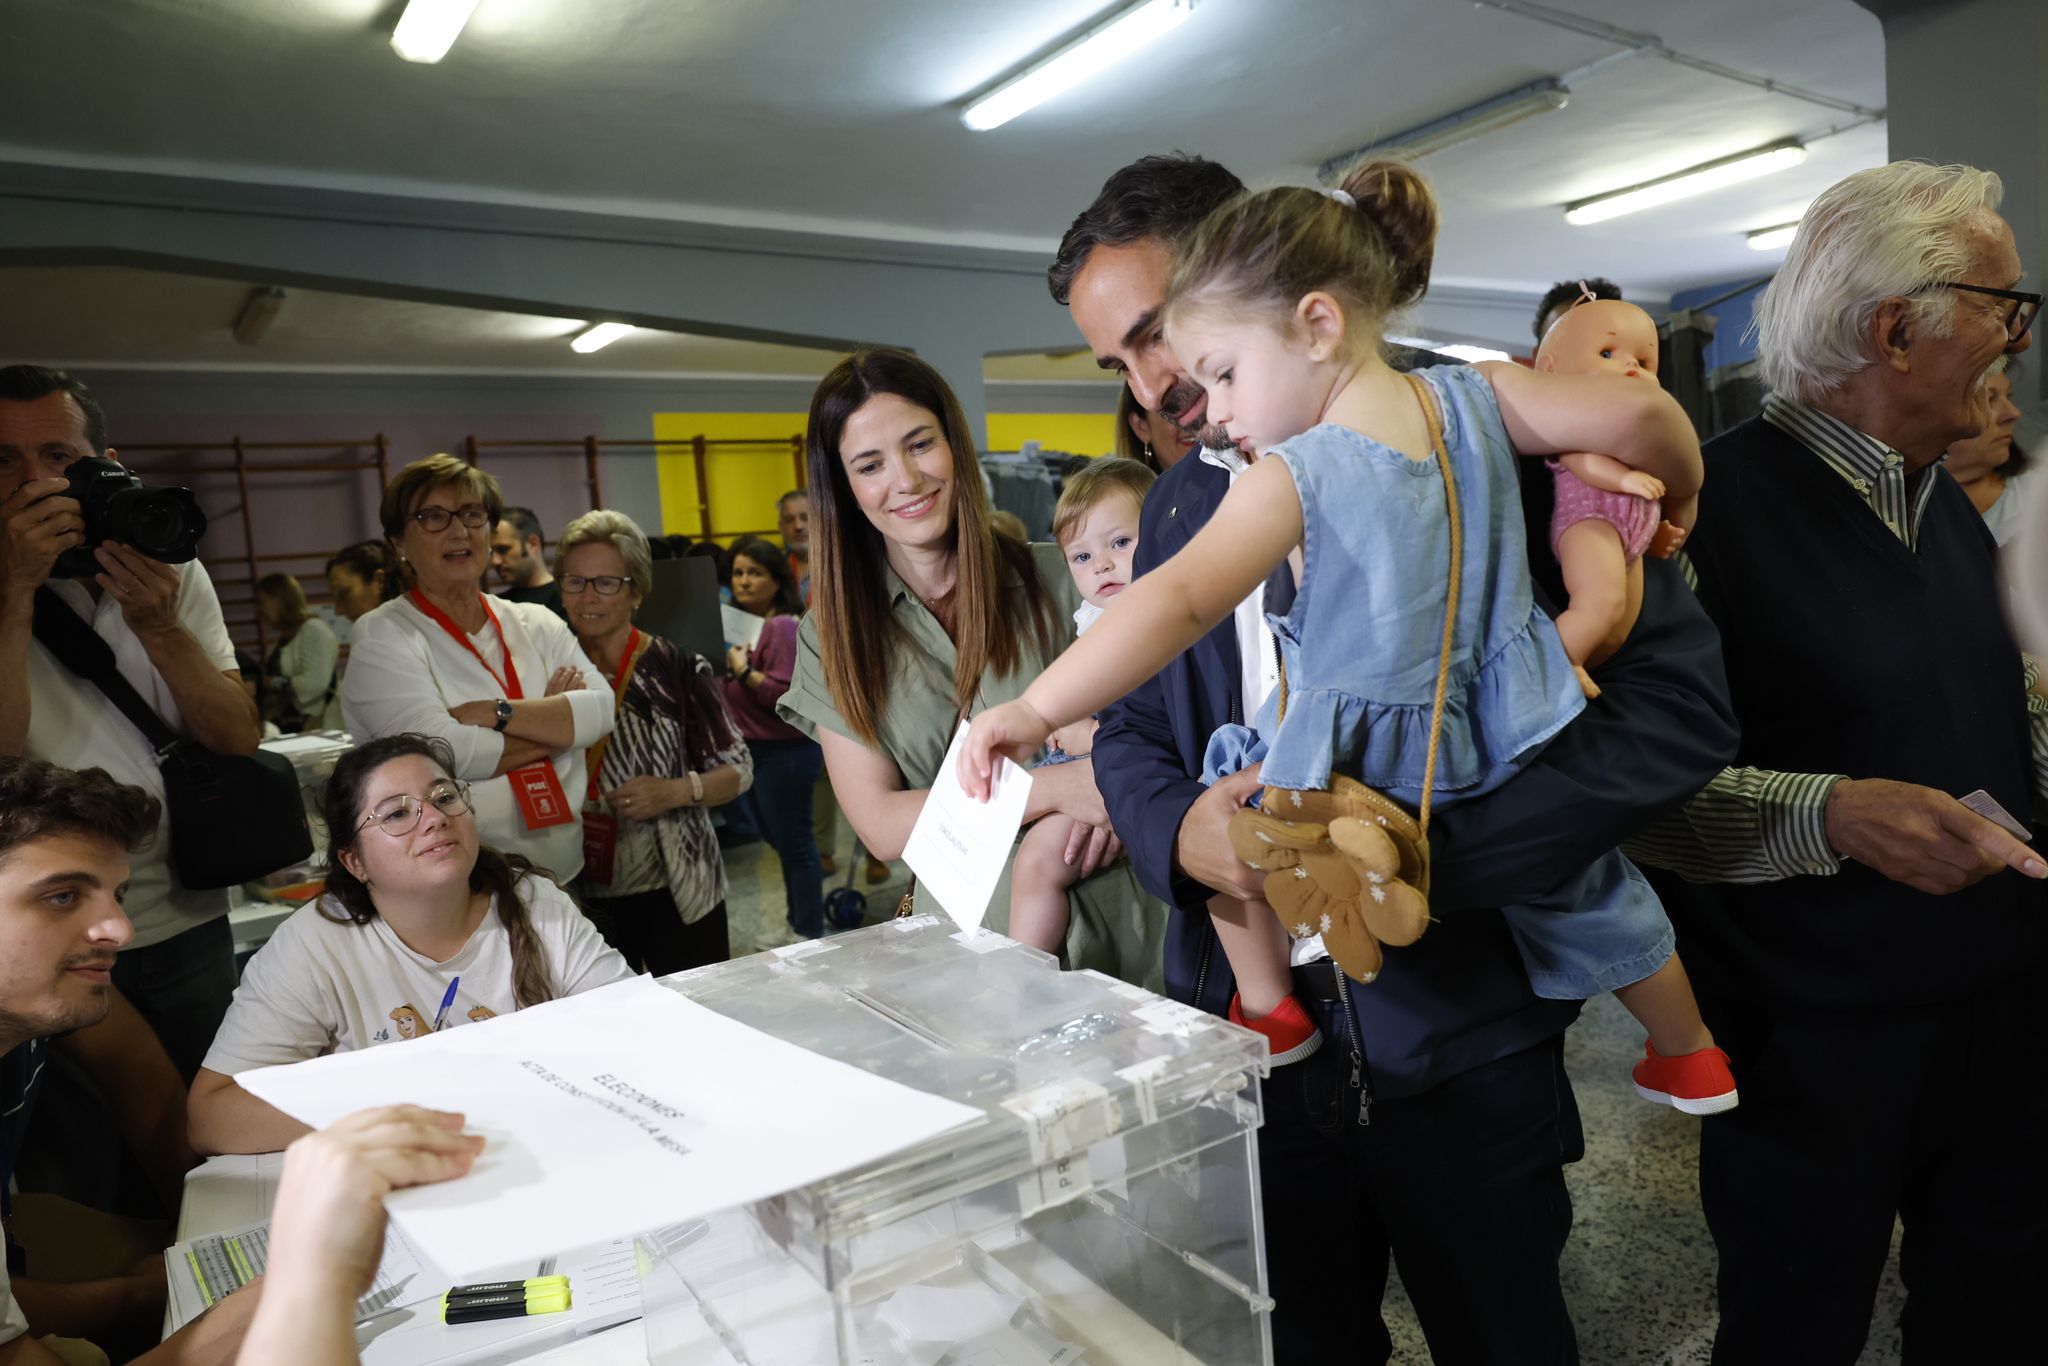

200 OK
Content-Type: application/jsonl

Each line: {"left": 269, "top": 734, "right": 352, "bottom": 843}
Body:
{"left": 0, "top": 758, "right": 159, "bottom": 866}
{"left": 1534, "top": 277, "right": 1624, "bottom": 342}
{"left": 1048, "top": 154, "right": 1246, "bottom": 305}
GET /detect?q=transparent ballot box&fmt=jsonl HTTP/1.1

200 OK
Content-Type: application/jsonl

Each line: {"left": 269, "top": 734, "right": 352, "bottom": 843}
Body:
{"left": 638, "top": 915, "right": 1273, "bottom": 1365}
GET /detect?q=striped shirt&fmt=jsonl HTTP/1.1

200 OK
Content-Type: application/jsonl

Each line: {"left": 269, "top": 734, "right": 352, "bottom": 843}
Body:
{"left": 1625, "top": 397, "right": 2048, "bottom": 883}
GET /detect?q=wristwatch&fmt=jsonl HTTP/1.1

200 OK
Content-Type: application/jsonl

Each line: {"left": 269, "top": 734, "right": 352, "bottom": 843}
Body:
{"left": 494, "top": 699, "right": 513, "bottom": 732}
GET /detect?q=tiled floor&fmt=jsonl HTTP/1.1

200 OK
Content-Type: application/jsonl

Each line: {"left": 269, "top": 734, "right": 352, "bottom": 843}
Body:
{"left": 723, "top": 836, "right": 1910, "bottom": 1365}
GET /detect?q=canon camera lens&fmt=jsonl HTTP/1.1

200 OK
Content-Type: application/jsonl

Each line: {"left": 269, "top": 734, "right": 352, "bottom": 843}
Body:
{"left": 53, "top": 456, "right": 208, "bottom": 578}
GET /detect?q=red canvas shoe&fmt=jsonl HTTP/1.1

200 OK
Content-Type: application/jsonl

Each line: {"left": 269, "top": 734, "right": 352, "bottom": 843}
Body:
{"left": 1229, "top": 993, "right": 1322, "bottom": 1066}
{"left": 1632, "top": 1041, "right": 1739, "bottom": 1115}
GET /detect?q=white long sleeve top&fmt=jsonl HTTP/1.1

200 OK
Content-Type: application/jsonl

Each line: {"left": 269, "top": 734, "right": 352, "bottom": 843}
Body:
{"left": 340, "top": 593, "right": 615, "bottom": 879}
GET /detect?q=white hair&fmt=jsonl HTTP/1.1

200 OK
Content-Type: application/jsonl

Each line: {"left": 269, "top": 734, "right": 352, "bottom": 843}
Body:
{"left": 553, "top": 508, "right": 652, "bottom": 591}
{"left": 1755, "top": 161, "right": 2003, "bottom": 404}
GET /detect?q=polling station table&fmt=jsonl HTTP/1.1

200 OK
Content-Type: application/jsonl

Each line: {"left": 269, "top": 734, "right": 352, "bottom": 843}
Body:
{"left": 176, "top": 916, "right": 1275, "bottom": 1364}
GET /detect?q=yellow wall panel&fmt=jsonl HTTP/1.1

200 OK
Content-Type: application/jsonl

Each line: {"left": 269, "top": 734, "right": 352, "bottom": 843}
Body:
{"left": 650, "top": 411, "right": 1116, "bottom": 539}
{"left": 650, "top": 413, "right": 806, "bottom": 540}
{"left": 986, "top": 412, "right": 1117, "bottom": 459}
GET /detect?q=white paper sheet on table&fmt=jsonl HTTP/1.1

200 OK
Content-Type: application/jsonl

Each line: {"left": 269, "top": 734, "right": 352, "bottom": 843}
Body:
{"left": 236, "top": 976, "right": 985, "bottom": 1278}
{"left": 904, "top": 721, "right": 1033, "bottom": 932}
{"left": 720, "top": 605, "right": 764, "bottom": 650}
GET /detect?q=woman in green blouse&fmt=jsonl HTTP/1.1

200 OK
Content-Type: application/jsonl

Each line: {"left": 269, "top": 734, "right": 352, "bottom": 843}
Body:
{"left": 778, "top": 349, "right": 1164, "bottom": 987}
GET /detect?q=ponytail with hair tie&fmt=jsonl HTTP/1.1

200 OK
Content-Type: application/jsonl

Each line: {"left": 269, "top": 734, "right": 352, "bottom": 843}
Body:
{"left": 1164, "top": 157, "right": 1440, "bottom": 341}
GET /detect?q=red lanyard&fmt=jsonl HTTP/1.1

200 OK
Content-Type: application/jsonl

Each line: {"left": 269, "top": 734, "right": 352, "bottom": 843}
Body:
{"left": 585, "top": 628, "right": 644, "bottom": 802}
{"left": 409, "top": 590, "right": 524, "bottom": 699}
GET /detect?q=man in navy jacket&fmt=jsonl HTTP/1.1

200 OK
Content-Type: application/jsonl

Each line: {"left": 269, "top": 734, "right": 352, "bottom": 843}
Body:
{"left": 1051, "top": 155, "right": 1739, "bottom": 1364}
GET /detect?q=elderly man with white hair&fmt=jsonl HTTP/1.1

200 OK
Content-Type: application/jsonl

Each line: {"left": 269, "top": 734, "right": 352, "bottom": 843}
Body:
{"left": 1629, "top": 162, "right": 2047, "bottom": 1363}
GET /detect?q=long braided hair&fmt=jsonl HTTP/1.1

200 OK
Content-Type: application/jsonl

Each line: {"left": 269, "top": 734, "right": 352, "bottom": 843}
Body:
{"left": 318, "top": 733, "right": 557, "bottom": 1009}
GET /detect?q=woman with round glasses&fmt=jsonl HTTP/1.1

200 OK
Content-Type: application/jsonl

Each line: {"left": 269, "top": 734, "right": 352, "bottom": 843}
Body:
{"left": 340, "top": 455, "right": 615, "bottom": 882}
{"left": 556, "top": 510, "right": 753, "bottom": 973}
{"left": 187, "top": 734, "right": 633, "bottom": 1154}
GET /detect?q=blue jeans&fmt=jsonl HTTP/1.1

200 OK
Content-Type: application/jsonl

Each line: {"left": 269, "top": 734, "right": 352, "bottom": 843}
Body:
{"left": 746, "top": 738, "right": 826, "bottom": 938}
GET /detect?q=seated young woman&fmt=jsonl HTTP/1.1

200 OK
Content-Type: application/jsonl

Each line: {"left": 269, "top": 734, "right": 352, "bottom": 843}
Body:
{"left": 188, "top": 733, "right": 635, "bottom": 1154}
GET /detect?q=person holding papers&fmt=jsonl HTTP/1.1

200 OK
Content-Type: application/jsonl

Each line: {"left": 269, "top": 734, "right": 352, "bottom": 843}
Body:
{"left": 188, "top": 735, "right": 634, "bottom": 1155}
{"left": 340, "top": 455, "right": 616, "bottom": 880}
{"left": 236, "top": 1105, "right": 484, "bottom": 1366}
{"left": 559, "top": 510, "right": 753, "bottom": 974}
{"left": 778, "top": 349, "right": 1164, "bottom": 985}
{"left": 722, "top": 535, "right": 828, "bottom": 942}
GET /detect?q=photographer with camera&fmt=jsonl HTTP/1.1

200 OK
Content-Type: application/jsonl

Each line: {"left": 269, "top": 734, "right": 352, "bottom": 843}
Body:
{"left": 0, "top": 365, "right": 259, "bottom": 1082}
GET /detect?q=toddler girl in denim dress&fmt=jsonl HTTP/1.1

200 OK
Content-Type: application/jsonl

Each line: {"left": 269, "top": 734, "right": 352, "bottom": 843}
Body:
{"left": 963, "top": 162, "right": 1737, "bottom": 1113}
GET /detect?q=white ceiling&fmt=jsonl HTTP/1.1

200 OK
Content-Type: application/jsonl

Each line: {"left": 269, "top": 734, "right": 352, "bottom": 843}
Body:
{"left": 0, "top": 266, "right": 1106, "bottom": 381}
{"left": 0, "top": 0, "right": 1890, "bottom": 367}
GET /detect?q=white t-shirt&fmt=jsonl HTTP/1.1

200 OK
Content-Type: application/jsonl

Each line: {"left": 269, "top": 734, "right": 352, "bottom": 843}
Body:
{"left": 201, "top": 876, "right": 634, "bottom": 1074}
{"left": 23, "top": 563, "right": 238, "bottom": 948}
{"left": 0, "top": 1261, "right": 25, "bottom": 1347}
{"left": 1196, "top": 446, "right": 1327, "bottom": 967}
{"left": 340, "top": 594, "right": 614, "bottom": 880}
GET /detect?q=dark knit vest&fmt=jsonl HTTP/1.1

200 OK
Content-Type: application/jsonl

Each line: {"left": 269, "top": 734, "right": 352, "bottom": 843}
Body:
{"left": 1671, "top": 416, "right": 2046, "bottom": 1011}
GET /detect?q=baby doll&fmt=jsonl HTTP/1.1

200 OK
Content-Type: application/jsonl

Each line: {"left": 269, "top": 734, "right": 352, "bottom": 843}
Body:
{"left": 1537, "top": 292, "right": 1699, "bottom": 697}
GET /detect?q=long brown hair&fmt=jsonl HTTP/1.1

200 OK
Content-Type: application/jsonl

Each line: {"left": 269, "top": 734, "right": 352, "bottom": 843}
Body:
{"left": 805, "top": 349, "right": 1061, "bottom": 746}
{"left": 318, "top": 734, "right": 557, "bottom": 1009}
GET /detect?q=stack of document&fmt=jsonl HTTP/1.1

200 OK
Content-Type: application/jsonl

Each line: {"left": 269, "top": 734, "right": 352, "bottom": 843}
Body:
{"left": 166, "top": 1217, "right": 431, "bottom": 1327}
{"left": 235, "top": 975, "right": 985, "bottom": 1280}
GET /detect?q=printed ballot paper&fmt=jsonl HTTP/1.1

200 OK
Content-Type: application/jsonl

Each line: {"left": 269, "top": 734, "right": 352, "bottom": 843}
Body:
{"left": 720, "top": 604, "right": 764, "bottom": 650}
{"left": 904, "top": 721, "right": 1033, "bottom": 932}
{"left": 236, "top": 977, "right": 982, "bottom": 1279}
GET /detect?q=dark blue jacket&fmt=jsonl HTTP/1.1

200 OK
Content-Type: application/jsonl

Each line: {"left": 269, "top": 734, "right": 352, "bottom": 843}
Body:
{"left": 1094, "top": 447, "right": 1740, "bottom": 1099}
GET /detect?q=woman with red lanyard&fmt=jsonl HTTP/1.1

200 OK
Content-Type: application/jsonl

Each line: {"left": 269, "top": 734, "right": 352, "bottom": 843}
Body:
{"left": 341, "top": 456, "right": 615, "bottom": 882}
{"left": 557, "top": 511, "right": 752, "bottom": 973}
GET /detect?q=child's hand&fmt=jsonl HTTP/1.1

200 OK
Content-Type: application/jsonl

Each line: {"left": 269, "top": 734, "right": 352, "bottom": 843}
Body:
{"left": 1049, "top": 718, "right": 1097, "bottom": 757}
{"left": 960, "top": 700, "right": 1053, "bottom": 801}
{"left": 1618, "top": 470, "right": 1666, "bottom": 501}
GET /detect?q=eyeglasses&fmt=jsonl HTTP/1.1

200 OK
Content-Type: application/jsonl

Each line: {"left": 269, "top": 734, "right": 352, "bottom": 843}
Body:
{"left": 561, "top": 574, "right": 636, "bottom": 596}
{"left": 1929, "top": 282, "right": 2043, "bottom": 344}
{"left": 357, "top": 782, "right": 473, "bottom": 838}
{"left": 411, "top": 503, "right": 492, "bottom": 532}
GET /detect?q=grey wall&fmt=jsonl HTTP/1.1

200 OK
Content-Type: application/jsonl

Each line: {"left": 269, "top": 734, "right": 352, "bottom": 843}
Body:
{"left": 75, "top": 365, "right": 1115, "bottom": 653}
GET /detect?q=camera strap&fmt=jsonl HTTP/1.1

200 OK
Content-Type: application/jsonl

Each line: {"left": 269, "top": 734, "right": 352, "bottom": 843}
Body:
{"left": 29, "top": 587, "right": 183, "bottom": 757}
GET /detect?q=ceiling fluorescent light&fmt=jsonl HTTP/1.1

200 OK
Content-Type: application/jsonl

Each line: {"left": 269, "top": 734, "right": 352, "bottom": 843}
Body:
{"left": 1318, "top": 79, "right": 1569, "bottom": 180}
{"left": 1565, "top": 142, "right": 1807, "bottom": 226}
{"left": 1436, "top": 343, "right": 1514, "bottom": 363}
{"left": 391, "top": 0, "right": 481, "bottom": 64}
{"left": 571, "top": 323, "right": 635, "bottom": 354}
{"left": 962, "top": 0, "right": 1194, "bottom": 132}
{"left": 1747, "top": 222, "right": 1800, "bottom": 252}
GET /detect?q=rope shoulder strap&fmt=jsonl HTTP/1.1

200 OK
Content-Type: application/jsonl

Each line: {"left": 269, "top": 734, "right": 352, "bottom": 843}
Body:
{"left": 1270, "top": 372, "right": 1462, "bottom": 833}
{"left": 1403, "top": 370, "right": 1462, "bottom": 838}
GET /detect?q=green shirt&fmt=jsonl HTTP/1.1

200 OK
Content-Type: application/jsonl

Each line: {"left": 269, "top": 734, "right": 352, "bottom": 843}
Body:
{"left": 778, "top": 541, "right": 1164, "bottom": 989}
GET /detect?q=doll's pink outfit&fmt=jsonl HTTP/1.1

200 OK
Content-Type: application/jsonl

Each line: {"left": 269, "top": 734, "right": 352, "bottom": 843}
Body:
{"left": 1546, "top": 459, "right": 1661, "bottom": 562}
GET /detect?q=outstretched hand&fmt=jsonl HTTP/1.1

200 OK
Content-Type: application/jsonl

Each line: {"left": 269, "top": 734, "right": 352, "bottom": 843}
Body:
{"left": 960, "top": 700, "right": 1052, "bottom": 801}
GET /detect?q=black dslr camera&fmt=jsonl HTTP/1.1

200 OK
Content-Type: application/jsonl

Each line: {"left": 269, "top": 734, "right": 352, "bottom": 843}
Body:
{"left": 53, "top": 457, "right": 208, "bottom": 579}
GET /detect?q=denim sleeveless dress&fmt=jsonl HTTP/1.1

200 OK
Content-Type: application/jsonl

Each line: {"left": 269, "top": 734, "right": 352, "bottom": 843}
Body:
{"left": 1202, "top": 364, "right": 1674, "bottom": 998}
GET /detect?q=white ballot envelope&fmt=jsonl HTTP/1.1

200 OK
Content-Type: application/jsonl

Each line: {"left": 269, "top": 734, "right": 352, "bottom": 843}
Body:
{"left": 1959, "top": 788, "right": 2033, "bottom": 842}
{"left": 720, "top": 605, "right": 764, "bottom": 650}
{"left": 904, "top": 721, "right": 1033, "bottom": 933}
{"left": 236, "top": 978, "right": 982, "bottom": 1278}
